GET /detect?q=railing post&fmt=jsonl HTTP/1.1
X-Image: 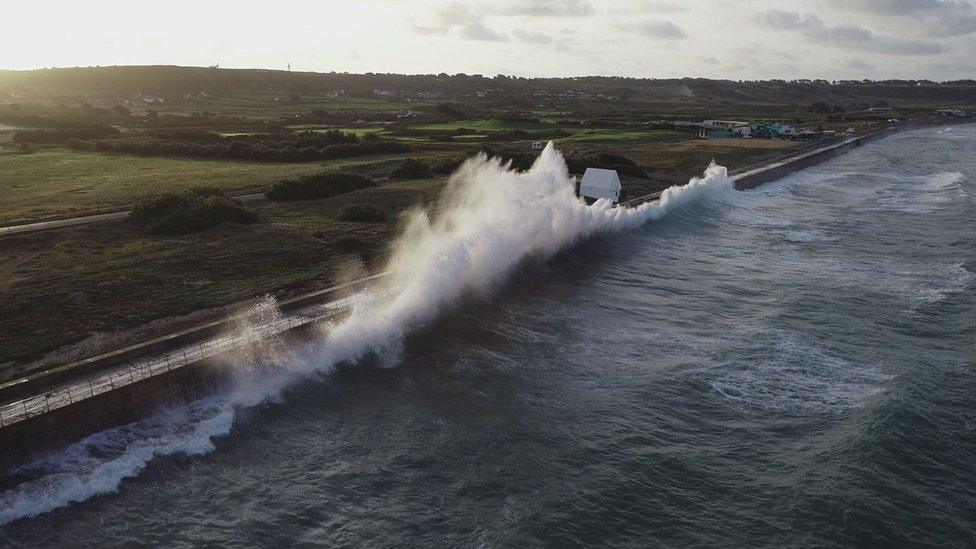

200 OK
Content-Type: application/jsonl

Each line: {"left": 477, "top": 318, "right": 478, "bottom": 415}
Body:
{"left": 22, "top": 400, "right": 29, "bottom": 420}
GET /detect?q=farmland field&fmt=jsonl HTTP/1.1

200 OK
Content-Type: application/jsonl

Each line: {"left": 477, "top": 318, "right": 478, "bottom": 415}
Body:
{"left": 0, "top": 175, "right": 447, "bottom": 373}
{"left": 0, "top": 149, "right": 423, "bottom": 223}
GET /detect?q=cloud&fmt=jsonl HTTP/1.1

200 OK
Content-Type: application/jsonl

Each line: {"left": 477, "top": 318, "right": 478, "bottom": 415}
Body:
{"left": 822, "top": 0, "right": 976, "bottom": 36}
{"left": 409, "top": 1, "right": 482, "bottom": 35}
{"left": 433, "top": 1, "right": 482, "bottom": 25}
{"left": 758, "top": 9, "right": 945, "bottom": 55}
{"left": 846, "top": 58, "right": 876, "bottom": 70}
{"left": 496, "top": 0, "right": 594, "bottom": 17}
{"left": 459, "top": 21, "right": 510, "bottom": 42}
{"left": 827, "top": 0, "right": 971, "bottom": 16}
{"left": 625, "top": 20, "right": 687, "bottom": 40}
{"left": 511, "top": 29, "right": 554, "bottom": 44}
{"left": 698, "top": 56, "right": 721, "bottom": 65}
{"left": 410, "top": 22, "right": 450, "bottom": 35}
{"left": 634, "top": 1, "right": 689, "bottom": 14}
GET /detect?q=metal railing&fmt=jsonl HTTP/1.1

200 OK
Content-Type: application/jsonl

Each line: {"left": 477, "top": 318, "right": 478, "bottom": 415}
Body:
{"left": 0, "top": 292, "right": 366, "bottom": 428}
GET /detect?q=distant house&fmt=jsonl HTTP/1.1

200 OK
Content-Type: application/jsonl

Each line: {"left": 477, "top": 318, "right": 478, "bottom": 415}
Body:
{"left": 531, "top": 141, "right": 545, "bottom": 151}
{"left": 935, "top": 108, "right": 967, "bottom": 117}
{"left": 702, "top": 120, "right": 748, "bottom": 130}
{"left": 700, "top": 129, "right": 735, "bottom": 139}
{"left": 579, "top": 168, "right": 621, "bottom": 204}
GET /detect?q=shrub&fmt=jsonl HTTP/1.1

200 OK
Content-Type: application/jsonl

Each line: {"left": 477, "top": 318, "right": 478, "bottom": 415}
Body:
{"left": 64, "top": 138, "right": 92, "bottom": 151}
{"left": 566, "top": 153, "right": 646, "bottom": 178}
{"left": 475, "top": 147, "right": 536, "bottom": 171}
{"left": 594, "top": 152, "right": 636, "bottom": 166}
{"left": 390, "top": 158, "right": 434, "bottom": 180}
{"left": 90, "top": 133, "right": 410, "bottom": 163}
{"left": 266, "top": 172, "right": 375, "bottom": 201}
{"left": 129, "top": 188, "right": 257, "bottom": 235}
{"left": 336, "top": 235, "right": 368, "bottom": 252}
{"left": 432, "top": 157, "right": 464, "bottom": 174}
{"left": 12, "top": 124, "right": 120, "bottom": 144}
{"left": 337, "top": 204, "right": 388, "bottom": 223}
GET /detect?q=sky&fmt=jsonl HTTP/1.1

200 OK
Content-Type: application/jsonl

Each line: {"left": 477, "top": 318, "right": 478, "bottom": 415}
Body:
{"left": 2, "top": 0, "right": 975, "bottom": 80}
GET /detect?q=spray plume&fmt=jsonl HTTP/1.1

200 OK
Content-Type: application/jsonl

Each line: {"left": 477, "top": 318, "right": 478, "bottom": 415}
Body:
{"left": 0, "top": 143, "right": 733, "bottom": 524}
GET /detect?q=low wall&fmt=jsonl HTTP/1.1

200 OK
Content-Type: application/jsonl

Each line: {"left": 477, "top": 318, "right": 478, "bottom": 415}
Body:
{"left": 0, "top": 358, "right": 229, "bottom": 471}
{"left": 0, "top": 127, "right": 909, "bottom": 471}
{"left": 0, "top": 273, "right": 387, "bottom": 404}
{"left": 732, "top": 129, "right": 894, "bottom": 190}
{"left": 0, "top": 323, "right": 317, "bottom": 471}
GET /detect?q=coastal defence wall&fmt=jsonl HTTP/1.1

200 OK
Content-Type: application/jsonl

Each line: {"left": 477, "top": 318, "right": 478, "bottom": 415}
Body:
{"left": 0, "top": 358, "right": 229, "bottom": 471}
{"left": 0, "top": 126, "right": 907, "bottom": 471}
{"left": 732, "top": 128, "right": 894, "bottom": 190}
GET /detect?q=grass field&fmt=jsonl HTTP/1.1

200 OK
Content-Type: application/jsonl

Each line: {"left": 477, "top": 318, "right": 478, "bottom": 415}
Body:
{"left": 0, "top": 176, "right": 448, "bottom": 375}
{"left": 0, "top": 149, "right": 425, "bottom": 223}
{"left": 409, "top": 119, "right": 686, "bottom": 142}
{"left": 285, "top": 125, "right": 389, "bottom": 136}
{"left": 558, "top": 129, "right": 683, "bottom": 142}
{"left": 619, "top": 138, "right": 801, "bottom": 183}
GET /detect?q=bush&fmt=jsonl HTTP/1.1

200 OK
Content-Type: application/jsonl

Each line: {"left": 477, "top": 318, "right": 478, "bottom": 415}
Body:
{"left": 594, "top": 152, "right": 636, "bottom": 166}
{"left": 266, "top": 172, "right": 375, "bottom": 201}
{"left": 336, "top": 235, "right": 368, "bottom": 251}
{"left": 432, "top": 157, "right": 464, "bottom": 174}
{"left": 475, "top": 147, "right": 536, "bottom": 171}
{"left": 64, "top": 138, "right": 92, "bottom": 151}
{"left": 129, "top": 188, "right": 257, "bottom": 235}
{"left": 566, "top": 153, "right": 645, "bottom": 178}
{"left": 90, "top": 132, "right": 410, "bottom": 163}
{"left": 390, "top": 158, "right": 434, "bottom": 180}
{"left": 13, "top": 124, "right": 119, "bottom": 144}
{"left": 336, "top": 204, "right": 388, "bottom": 223}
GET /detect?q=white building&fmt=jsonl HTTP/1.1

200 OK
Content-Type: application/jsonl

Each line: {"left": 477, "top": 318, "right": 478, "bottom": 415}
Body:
{"left": 579, "top": 168, "right": 622, "bottom": 204}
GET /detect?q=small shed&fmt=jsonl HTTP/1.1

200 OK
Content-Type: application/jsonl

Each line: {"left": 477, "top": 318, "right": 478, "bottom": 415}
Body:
{"left": 579, "top": 168, "right": 621, "bottom": 204}
{"left": 531, "top": 141, "right": 545, "bottom": 151}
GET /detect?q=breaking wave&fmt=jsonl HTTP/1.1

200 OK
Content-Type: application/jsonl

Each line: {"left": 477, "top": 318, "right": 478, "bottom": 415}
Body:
{"left": 867, "top": 171, "right": 969, "bottom": 214}
{"left": 0, "top": 143, "right": 733, "bottom": 525}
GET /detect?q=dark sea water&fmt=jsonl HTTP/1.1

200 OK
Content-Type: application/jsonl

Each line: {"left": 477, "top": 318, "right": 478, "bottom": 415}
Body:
{"left": 2, "top": 124, "right": 974, "bottom": 547}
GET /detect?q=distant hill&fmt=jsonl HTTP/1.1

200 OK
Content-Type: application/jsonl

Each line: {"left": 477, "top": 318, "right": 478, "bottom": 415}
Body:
{"left": 1, "top": 65, "right": 974, "bottom": 106}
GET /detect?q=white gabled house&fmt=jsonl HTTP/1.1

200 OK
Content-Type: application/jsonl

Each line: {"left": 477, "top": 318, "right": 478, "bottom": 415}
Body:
{"left": 579, "top": 168, "right": 621, "bottom": 204}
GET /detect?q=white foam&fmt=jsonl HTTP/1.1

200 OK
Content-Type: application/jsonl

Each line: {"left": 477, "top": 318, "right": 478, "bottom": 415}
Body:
{"left": 711, "top": 334, "right": 893, "bottom": 415}
{"left": 0, "top": 399, "right": 234, "bottom": 526}
{"left": 239, "top": 144, "right": 734, "bottom": 402}
{"left": 0, "top": 143, "right": 734, "bottom": 524}
{"left": 866, "top": 171, "right": 969, "bottom": 214}
{"left": 784, "top": 229, "right": 839, "bottom": 243}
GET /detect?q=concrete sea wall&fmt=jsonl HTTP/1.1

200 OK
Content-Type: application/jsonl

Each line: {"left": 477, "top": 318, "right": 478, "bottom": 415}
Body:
{"left": 0, "top": 127, "right": 908, "bottom": 471}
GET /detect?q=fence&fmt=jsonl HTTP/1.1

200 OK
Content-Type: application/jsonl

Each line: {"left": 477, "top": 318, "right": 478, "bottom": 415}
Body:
{"left": 0, "top": 291, "right": 367, "bottom": 428}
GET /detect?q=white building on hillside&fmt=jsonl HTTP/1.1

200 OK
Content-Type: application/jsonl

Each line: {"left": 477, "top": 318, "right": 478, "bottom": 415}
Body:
{"left": 580, "top": 168, "right": 621, "bottom": 204}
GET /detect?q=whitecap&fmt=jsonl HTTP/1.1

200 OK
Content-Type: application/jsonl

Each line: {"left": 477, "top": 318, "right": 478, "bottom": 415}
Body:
{"left": 711, "top": 335, "right": 893, "bottom": 415}
{"left": 784, "top": 229, "right": 839, "bottom": 243}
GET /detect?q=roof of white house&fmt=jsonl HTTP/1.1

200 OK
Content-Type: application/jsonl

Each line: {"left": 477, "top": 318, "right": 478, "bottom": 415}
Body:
{"left": 580, "top": 168, "right": 621, "bottom": 191}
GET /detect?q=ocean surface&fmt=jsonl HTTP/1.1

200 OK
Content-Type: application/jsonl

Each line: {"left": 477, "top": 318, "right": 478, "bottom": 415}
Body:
{"left": 1, "top": 125, "right": 974, "bottom": 547}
